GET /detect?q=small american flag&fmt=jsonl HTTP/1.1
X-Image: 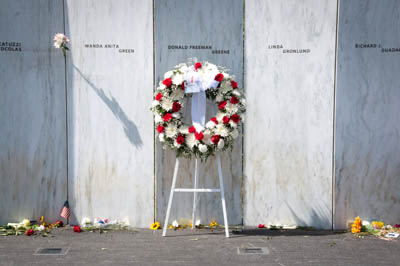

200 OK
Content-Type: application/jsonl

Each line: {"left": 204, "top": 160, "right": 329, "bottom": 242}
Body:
{"left": 60, "top": 200, "right": 70, "bottom": 219}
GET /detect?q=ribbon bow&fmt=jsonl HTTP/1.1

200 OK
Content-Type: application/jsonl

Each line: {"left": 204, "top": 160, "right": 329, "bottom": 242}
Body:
{"left": 184, "top": 68, "right": 219, "bottom": 131}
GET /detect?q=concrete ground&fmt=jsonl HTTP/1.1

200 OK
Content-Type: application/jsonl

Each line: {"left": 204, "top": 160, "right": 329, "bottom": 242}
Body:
{"left": 0, "top": 227, "right": 399, "bottom": 266}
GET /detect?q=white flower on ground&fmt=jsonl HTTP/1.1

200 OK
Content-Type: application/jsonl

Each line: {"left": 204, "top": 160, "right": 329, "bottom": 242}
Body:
{"left": 53, "top": 33, "right": 69, "bottom": 48}
{"left": 81, "top": 218, "right": 91, "bottom": 225}
{"left": 362, "top": 220, "right": 370, "bottom": 226}
{"left": 198, "top": 144, "right": 208, "bottom": 153}
{"left": 165, "top": 125, "right": 178, "bottom": 138}
{"left": 195, "top": 220, "right": 201, "bottom": 226}
{"left": 185, "top": 133, "right": 198, "bottom": 149}
{"left": 217, "top": 139, "right": 225, "bottom": 150}
{"left": 37, "top": 225, "right": 45, "bottom": 231}
{"left": 159, "top": 133, "right": 165, "bottom": 142}
{"left": 164, "top": 71, "right": 174, "bottom": 79}
{"left": 215, "top": 124, "right": 229, "bottom": 137}
{"left": 161, "top": 98, "right": 174, "bottom": 111}
{"left": 172, "top": 220, "right": 179, "bottom": 228}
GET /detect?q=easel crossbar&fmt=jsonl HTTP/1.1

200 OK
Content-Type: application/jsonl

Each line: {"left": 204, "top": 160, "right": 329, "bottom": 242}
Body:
{"left": 174, "top": 188, "right": 221, "bottom": 192}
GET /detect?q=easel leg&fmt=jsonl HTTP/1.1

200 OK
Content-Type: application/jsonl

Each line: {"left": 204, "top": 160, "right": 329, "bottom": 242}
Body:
{"left": 217, "top": 153, "right": 229, "bottom": 238}
{"left": 162, "top": 158, "right": 180, "bottom": 237}
{"left": 191, "top": 158, "right": 199, "bottom": 229}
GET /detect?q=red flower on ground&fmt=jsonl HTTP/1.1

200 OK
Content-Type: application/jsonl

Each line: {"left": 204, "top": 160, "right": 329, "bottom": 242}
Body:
{"left": 211, "top": 135, "right": 221, "bottom": 144}
{"left": 218, "top": 101, "right": 227, "bottom": 110}
{"left": 73, "top": 225, "right": 81, "bottom": 233}
{"left": 55, "top": 220, "right": 64, "bottom": 227}
{"left": 195, "top": 62, "right": 202, "bottom": 71}
{"left": 172, "top": 102, "right": 181, "bottom": 112}
{"left": 25, "top": 229, "right": 34, "bottom": 236}
{"left": 222, "top": 116, "right": 230, "bottom": 124}
{"left": 230, "top": 114, "right": 240, "bottom": 123}
{"left": 214, "top": 73, "right": 224, "bottom": 82}
{"left": 210, "top": 117, "right": 218, "bottom": 124}
{"left": 181, "top": 82, "right": 185, "bottom": 90}
{"left": 195, "top": 132, "right": 204, "bottom": 141}
{"left": 258, "top": 224, "right": 265, "bottom": 229}
{"left": 163, "top": 113, "right": 172, "bottom": 122}
{"left": 162, "top": 78, "right": 172, "bottom": 88}
{"left": 176, "top": 135, "right": 185, "bottom": 145}
{"left": 157, "top": 125, "right": 165, "bottom": 133}
{"left": 230, "top": 96, "right": 239, "bottom": 104}
{"left": 394, "top": 224, "right": 400, "bottom": 228}
{"left": 155, "top": 93, "right": 163, "bottom": 101}
{"left": 188, "top": 126, "right": 196, "bottom": 133}
{"left": 231, "top": 80, "right": 238, "bottom": 89}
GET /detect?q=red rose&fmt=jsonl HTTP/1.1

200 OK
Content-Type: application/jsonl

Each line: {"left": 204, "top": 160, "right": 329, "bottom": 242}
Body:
{"left": 172, "top": 102, "right": 181, "bottom": 112}
{"left": 222, "top": 116, "right": 230, "bottom": 124}
{"left": 258, "top": 224, "right": 265, "bottom": 229}
{"left": 162, "top": 78, "right": 172, "bottom": 88}
{"left": 230, "top": 96, "right": 239, "bottom": 104}
{"left": 188, "top": 126, "right": 196, "bottom": 133}
{"left": 210, "top": 117, "right": 218, "bottom": 124}
{"left": 195, "top": 62, "right": 202, "bottom": 71}
{"left": 211, "top": 135, "right": 221, "bottom": 144}
{"left": 195, "top": 132, "right": 204, "bottom": 141}
{"left": 230, "top": 114, "right": 240, "bottom": 123}
{"left": 218, "top": 101, "right": 227, "bottom": 110}
{"left": 55, "top": 220, "right": 64, "bottom": 227}
{"left": 176, "top": 135, "right": 185, "bottom": 145}
{"left": 163, "top": 113, "right": 172, "bottom": 122}
{"left": 215, "top": 73, "right": 224, "bottom": 82}
{"left": 181, "top": 82, "right": 185, "bottom": 91}
{"left": 155, "top": 93, "right": 163, "bottom": 101}
{"left": 231, "top": 80, "right": 238, "bottom": 89}
{"left": 73, "top": 225, "right": 81, "bottom": 233}
{"left": 25, "top": 229, "right": 34, "bottom": 236}
{"left": 157, "top": 125, "right": 164, "bottom": 133}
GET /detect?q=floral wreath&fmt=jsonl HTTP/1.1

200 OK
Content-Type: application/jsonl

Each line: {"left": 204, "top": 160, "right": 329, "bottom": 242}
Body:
{"left": 151, "top": 61, "right": 246, "bottom": 160}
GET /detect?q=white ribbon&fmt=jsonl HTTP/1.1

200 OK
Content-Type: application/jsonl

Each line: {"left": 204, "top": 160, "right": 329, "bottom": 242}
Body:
{"left": 184, "top": 68, "right": 219, "bottom": 131}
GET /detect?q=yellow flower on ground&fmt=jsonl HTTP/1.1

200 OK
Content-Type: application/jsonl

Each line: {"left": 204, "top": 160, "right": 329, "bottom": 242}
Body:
{"left": 209, "top": 220, "right": 218, "bottom": 227}
{"left": 372, "top": 221, "right": 384, "bottom": 229}
{"left": 168, "top": 224, "right": 174, "bottom": 229}
{"left": 22, "top": 219, "right": 30, "bottom": 227}
{"left": 351, "top": 216, "right": 362, "bottom": 234}
{"left": 150, "top": 221, "right": 161, "bottom": 230}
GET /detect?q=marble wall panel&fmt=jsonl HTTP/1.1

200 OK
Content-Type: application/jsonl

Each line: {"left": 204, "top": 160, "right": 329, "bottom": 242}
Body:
{"left": 335, "top": 0, "right": 400, "bottom": 229}
{"left": 244, "top": 0, "right": 337, "bottom": 229}
{"left": 0, "top": 0, "right": 67, "bottom": 224}
{"left": 65, "top": 0, "right": 154, "bottom": 227}
{"left": 155, "top": 0, "right": 244, "bottom": 225}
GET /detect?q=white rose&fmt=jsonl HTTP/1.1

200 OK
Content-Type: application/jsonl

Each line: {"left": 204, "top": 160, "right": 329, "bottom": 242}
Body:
{"left": 38, "top": 225, "right": 45, "bottom": 231}
{"left": 159, "top": 133, "right": 165, "bottom": 142}
{"left": 164, "top": 71, "right": 174, "bottom": 79}
{"left": 155, "top": 115, "right": 163, "bottom": 123}
{"left": 172, "top": 220, "right": 179, "bottom": 228}
{"left": 198, "top": 144, "right": 208, "bottom": 153}
{"left": 232, "top": 129, "right": 239, "bottom": 139}
{"left": 152, "top": 100, "right": 160, "bottom": 108}
{"left": 159, "top": 82, "right": 167, "bottom": 90}
{"left": 217, "top": 139, "right": 225, "bottom": 150}
{"left": 206, "top": 120, "right": 216, "bottom": 129}
{"left": 172, "top": 74, "right": 184, "bottom": 85}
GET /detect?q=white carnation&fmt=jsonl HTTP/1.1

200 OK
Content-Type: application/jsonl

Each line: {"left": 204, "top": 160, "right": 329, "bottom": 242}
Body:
{"left": 152, "top": 100, "right": 160, "bottom": 108}
{"left": 206, "top": 120, "right": 216, "bottom": 129}
{"left": 215, "top": 124, "right": 229, "bottom": 137}
{"left": 172, "top": 74, "right": 184, "bottom": 85}
{"left": 155, "top": 115, "right": 163, "bottom": 123}
{"left": 159, "top": 133, "right": 165, "bottom": 142}
{"left": 198, "top": 144, "right": 208, "bottom": 153}
{"left": 232, "top": 90, "right": 241, "bottom": 97}
{"left": 161, "top": 98, "right": 174, "bottom": 111}
{"left": 185, "top": 133, "right": 198, "bottom": 149}
{"left": 159, "top": 83, "right": 166, "bottom": 90}
{"left": 217, "top": 139, "right": 225, "bottom": 150}
{"left": 165, "top": 125, "right": 178, "bottom": 138}
{"left": 164, "top": 71, "right": 173, "bottom": 79}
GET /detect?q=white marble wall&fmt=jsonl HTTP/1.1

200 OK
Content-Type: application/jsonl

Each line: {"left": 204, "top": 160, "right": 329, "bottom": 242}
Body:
{"left": 0, "top": 0, "right": 67, "bottom": 224}
{"left": 334, "top": 0, "right": 400, "bottom": 229}
{"left": 64, "top": 0, "right": 154, "bottom": 227}
{"left": 244, "top": 0, "right": 337, "bottom": 229}
{"left": 155, "top": 0, "right": 244, "bottom": 225}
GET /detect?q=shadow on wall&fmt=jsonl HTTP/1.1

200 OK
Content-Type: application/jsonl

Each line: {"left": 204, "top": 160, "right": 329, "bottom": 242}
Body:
{"left": 72, "top": 65, "right": 143, "bottom": 149}
{"left": 285, "top": 200, "right": 332, "bottom": 230}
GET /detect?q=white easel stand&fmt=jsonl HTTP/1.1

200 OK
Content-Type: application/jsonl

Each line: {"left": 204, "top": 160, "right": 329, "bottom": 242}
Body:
{"left": 162, "top": 153, "right": 229, "bottom": 238}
